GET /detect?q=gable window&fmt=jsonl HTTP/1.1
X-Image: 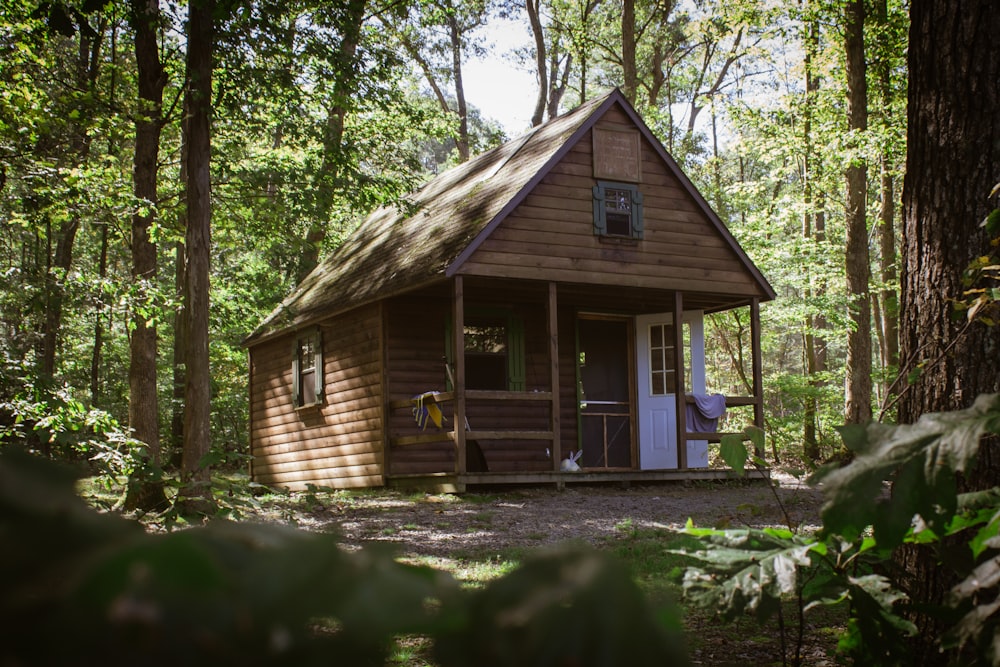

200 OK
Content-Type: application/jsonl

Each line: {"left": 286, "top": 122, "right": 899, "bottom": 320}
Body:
{"left": 447, "top": 311, "right": 525, "bottom": 391}
{"left": 593, "top": 181, "right": 643, "bottom": 239}
{"left": 292, "top": 328, "right": 323, "bottom": 407}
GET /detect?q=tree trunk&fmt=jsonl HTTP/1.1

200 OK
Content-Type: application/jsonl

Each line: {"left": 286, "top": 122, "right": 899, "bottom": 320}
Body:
{"left": 874, "top": 0, "right": 899, "bottom": 385}
{"left": 843, "top": 0, "right": 871, "bottom": 424}
{"left": 170, "top": 239, "right": 187, "bottom": 467}
{"left": 621, "top": 0, "right": 637, "bottom": 104}
{"left": 447, "top": 10, "right": 470, "bottom": 162}
{"left": 180, "top": 0, "right": 215, "bottom": 511}
{"left": 802, "top": 8, "right": 820, "bottom": 462}
{"left": 124, "top": 0, "right": 167, "bottom": 512}
{"left": 89, "top": 223, "right": 108, "bottom": 403}
{"left": 896, "top": 1, "right": 1000, "bottom": 663}
{"left": 527, "top": 0, "right": 547, "bottom": 127}
{"left": 296, "top": 0, "right": 366, "bottom": 283}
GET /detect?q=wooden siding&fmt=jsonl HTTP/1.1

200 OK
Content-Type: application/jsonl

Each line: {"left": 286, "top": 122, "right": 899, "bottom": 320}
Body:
{"left": 459, "top": 109, "right": 766, "bottom": 297}
{"left": 249, "top": 304, "right": 384, "bottom": 490}
{"left": 385, "top": 291, "right": 556, "bottom": 475}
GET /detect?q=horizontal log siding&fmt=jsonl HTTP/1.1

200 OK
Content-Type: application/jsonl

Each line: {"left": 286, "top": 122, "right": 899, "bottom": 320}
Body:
{"left": 385, "top": 292, "right": 555, "bottom": 475}
{"left": 249, "top": 304, "right": 384, "bottom": 490}
{"left": 459, "top": 113, "right": 764, "bottom": 297}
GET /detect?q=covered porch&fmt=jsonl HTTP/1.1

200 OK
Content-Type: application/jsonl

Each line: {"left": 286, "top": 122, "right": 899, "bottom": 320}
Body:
{"left": 384, "top": 275, "right": 767, "bottom": 492}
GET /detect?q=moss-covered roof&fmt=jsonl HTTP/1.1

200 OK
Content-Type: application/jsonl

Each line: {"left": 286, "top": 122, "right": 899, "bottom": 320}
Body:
{"left": 245, "top": 89, "right": 774, "bottom": 346}
{"left": 245, "top": 93, "right": 614, "bottom": 345}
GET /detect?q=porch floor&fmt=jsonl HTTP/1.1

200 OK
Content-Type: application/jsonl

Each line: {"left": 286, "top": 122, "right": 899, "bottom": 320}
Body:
{"left": 386, "top": 467, "right": 770, "bottom": 493}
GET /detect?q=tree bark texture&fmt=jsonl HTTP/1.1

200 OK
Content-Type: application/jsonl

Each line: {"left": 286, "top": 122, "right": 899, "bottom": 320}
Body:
{"left": 843, "top": 0, "right": 871, "bottom": 424}
{"left": 181, "top": 0, "right": 215, "bottom": 507}
{"left": 874, "top": 0, "right": 899, "bottom": 378}
{"left": 896, "top": 2, "right": 1000, "bottom": 663}
{"left": 447, "top": 9, "right": 470, "bottom": 163}
{"left": 620, "top": 0, "right": 637, "bottom": 103}
{"left": 527, "top": 0, "right": 547, "bottom": 127}
{"left": 124, "top": 0, "right": 167, "bottom": 512}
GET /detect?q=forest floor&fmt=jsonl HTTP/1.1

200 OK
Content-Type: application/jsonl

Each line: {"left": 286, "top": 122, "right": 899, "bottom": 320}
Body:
{"left": 250, "top": 469, "right": 842, "bottom": 666}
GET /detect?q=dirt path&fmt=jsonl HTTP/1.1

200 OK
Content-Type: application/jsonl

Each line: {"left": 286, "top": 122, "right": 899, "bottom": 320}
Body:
{"left": 295, "top": 472, "right": 825, "bottom": 559}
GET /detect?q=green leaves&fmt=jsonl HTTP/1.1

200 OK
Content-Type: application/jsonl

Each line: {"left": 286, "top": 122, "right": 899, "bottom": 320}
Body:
{"left": 814, "top": 393, "right": 1000, "bottom": 547}
{"left": 676, "top": 523, "right": 819, "bottom": 623}
{"left": 719, "top": 425, "right": 765, "bottom": 474}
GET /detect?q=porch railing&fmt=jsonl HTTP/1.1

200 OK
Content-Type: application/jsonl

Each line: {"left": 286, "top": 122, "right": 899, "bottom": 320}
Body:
{"left": 388, "top": 390, "right": 555, "bottom": 456}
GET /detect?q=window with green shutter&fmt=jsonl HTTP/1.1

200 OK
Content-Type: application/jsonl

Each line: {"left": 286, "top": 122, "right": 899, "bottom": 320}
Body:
{"left": 592, "top": 181, "right": 644, "bottom": 239}
{"left": 446, "top": 310, "right": 526, "bottom": 391}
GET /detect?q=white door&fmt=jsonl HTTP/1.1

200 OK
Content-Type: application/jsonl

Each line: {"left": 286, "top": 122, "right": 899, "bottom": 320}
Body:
{"left": 636, "top": 312, "right": 706, "bottom": 469}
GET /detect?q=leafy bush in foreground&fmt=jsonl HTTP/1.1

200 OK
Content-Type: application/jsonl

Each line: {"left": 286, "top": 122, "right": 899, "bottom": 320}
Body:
{"left": 0, "top": 448, "right": 689, "bottom": 667}
{"left": 676, "top": 393, "right": 1000, "bottom": 665}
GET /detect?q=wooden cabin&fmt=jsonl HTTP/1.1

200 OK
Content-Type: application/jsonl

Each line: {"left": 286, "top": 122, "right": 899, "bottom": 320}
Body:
{"left": 244, "top": 89, "right": 775, "bottom": 492}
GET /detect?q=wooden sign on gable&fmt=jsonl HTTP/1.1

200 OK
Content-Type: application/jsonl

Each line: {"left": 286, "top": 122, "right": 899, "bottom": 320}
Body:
{"left": 592, "top": 126, "right": 641, "bottom": 183}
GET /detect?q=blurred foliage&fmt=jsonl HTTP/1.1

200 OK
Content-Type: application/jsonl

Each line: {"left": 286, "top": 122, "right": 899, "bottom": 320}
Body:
{"left": 0, "top": 448, "right": 688, "bottom": 666}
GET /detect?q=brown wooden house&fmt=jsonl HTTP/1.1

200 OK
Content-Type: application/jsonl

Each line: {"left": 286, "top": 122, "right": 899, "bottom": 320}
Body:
{"left": 244, "top": 89, "right": 775, "bottom": 492}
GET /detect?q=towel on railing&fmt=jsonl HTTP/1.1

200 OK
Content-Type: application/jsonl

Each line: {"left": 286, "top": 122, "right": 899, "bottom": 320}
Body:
{"left": 412, "top": 391, "right": 445, "bottom": 430}
{"left": 686, "top": 393, "right": 727, "bottom": 433}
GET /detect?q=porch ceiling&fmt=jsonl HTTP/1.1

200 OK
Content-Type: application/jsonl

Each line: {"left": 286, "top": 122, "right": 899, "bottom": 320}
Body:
{"left": 455, "top": 276, "right": 757, "bottom": 315}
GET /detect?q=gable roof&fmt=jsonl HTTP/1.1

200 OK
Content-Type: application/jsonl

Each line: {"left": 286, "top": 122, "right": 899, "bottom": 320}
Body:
{"left": 245, "top": 89, "right": 774, "bottom": 346}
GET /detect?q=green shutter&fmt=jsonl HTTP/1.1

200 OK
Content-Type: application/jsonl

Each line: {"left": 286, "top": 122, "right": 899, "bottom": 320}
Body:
{"left": 592, "top": 185, "right": 606, "bottom": 235}
{"left": 507, "top": 315, "right": 526, "bottom": 391}
{"left": 632, "top": 189, "right": 644, "bottom": 239}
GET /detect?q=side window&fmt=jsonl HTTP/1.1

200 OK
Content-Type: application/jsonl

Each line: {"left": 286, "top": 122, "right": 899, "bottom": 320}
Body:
{"left": 593, "top": 181, "right": 643, "bottom": 239}
{"left": 292, "top": 329, "right": 323, "bottom": 407}
{"left": 447, "top": 311, "right": 525, "bottom": 391}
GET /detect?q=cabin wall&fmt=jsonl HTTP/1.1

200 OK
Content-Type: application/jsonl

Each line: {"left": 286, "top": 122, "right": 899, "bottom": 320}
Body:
{"left": 459, "top": 107, "right": 763, "bottom": 298}
{"left": 249, "top": 304, "right": 384, "bottom": 490}
{"left": 385, "top": 291, "right": 557, "bottom": 475}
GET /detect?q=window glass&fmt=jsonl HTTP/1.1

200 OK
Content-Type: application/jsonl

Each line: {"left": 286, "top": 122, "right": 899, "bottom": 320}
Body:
{"left": 465, "top": 319, "right": 507, "bottom": 390}
{"left": 593, "top": 181, "right": 643, "bottom": 239}
{"left": 604, "top": 187, "right": 633, "bottom": 236}
{"left": 295, "top": 332, "right": 320, "bottom": 406}
{"left": 647, "top": 323, "right": 693, "bottom": 396}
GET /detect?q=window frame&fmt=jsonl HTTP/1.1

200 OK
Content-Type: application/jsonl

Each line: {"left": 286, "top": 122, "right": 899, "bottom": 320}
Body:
{"left": 592, "top": 180, "right": 644, "bottom": 240}
{"left": 292, "top": 327, "right": 324, "bottom": 408}
{"left": 446, "top": 309, "right": 526, "bottom": 392}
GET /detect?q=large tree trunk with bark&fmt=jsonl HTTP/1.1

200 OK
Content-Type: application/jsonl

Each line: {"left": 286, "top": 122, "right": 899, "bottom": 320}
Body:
{"left": 895, "top": 1, "right": 1000, "bottom": 662}
{"left": 124, "top": 0, "right": 168, "bottom": 512}
{"left": 180, "top": 0, "right": 215, "bottom": 511}
{"left": 842, "top": 0, "right": 871, "bottom": 424}
{"left": 296, "top": 0, "right": 366, "bottom": 282}
{"left": 620, "top": 0, "right": 637, "bottom": 104}
{"left": 527, "top": 0, "right": 547, "bottom": 127}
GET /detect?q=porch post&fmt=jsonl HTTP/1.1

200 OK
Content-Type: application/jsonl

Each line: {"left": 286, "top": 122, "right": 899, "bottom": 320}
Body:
{"left": 547, "top": 282, "right": 561, "bottom": 472}
{"left": 750, "top": 297, "right": 765, "bottom": 457}
{"left": 672, "top": 291, "right": 688, "bottom": 469}
{"left": 453, "top": 276, "right": 467, "bottom": 474}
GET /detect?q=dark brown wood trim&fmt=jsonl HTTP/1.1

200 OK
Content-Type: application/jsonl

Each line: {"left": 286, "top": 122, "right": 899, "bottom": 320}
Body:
{"left": 386, "top": 467, "right": 771, "bottom": 492}
{"left": 684, "top": 395, "right": 759, "bottom": 407}
{"left": 750, "top": 297, "right": 765, "bottom": 457}
{"left": 453, "top": 276, "right": 467, "bottom": 474}
{"left": 378, "top": 299, "right": 389, "bottom": 484}
{"left": 548, "top": 282, "right": 561, "bottom": 472}
{"left": 672, "top": 291, "right": 688, "bottom": 469}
